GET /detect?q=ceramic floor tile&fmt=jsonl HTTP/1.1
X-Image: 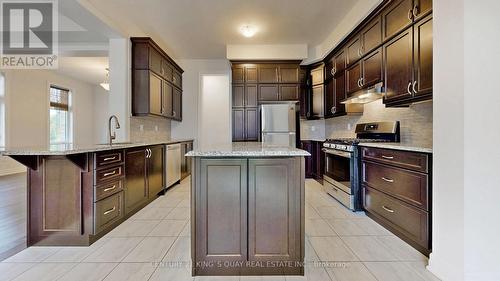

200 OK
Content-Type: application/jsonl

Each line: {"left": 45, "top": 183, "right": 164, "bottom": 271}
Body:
{"left": 403, "top": 261, "right": 441, "bottom": 281}
{"left": 304, "top": 238, "right": 320, "bottom": 261}
{"left": 3, "top": 247, "right": 61, "bottom": 262}
{"left": 340, "top": 236, "right": 399, "bottom": 261}
{"left": 286, "top": 266, "right": 331, "bottom": 281}
{"left": 57, "top": 262, "right": 118, "bottom": 281}
{"left": 374, "top": 236, "right": 427, "bottom": 261}
{"left": 305, "top": 204, "right": 322, "bottom": 219}
{"left": 355, "top": 218, "right": 392, "bottom": 235}
{"left": 83, "top": 237, "right": 143, "bottom": 262}
{"left": 0, "top": 263, "right": 36, "bottom": 281}
{"left": 241, "top": 276, "right": 286, "bottom": 281}
{"left": 178, "top": 199, "right": 191, "bottom": 207}
{"left": 43, "top": 238, "right": 109, "bottom": 262}
{"left": 179, "top": 220, "right": 191, "bottom": 237}
{"left": 149, "top": 197, "right": 182, "bottom": 208}
{"left": 149, "top": 219, "right": 188, "bottom": 236}
{"left": 130, "top": 207, "right": 174, "bottom": 220}
{"left": 325, "top": 261, "right": 377, "bottom": 281}
{"left": 103, "top": 262, "right": 158, "bottom": 281}
{"left": 315, "top": 206, "right": 348, "bottom": 219}
{"left": 195, "top": 276, "right": 239, "bottom": 281}
{"left": 149, "top": 264, "right": 193, "bottom": 281}
{"left": 163, "top": 236, "right": 191, "bottom": 262}
{"left": 106, "top": 220, "right": 160, "bottom": 237}
{"left": 123, "top": 236, "right": 176, "bottom": 262}
{"left": 305, "top": 219, "right": 337, "bottom": 236}
{"left": 326, "top": 219, "right": 369, "bottom": 236}
{"left": 165, "top": 207, "right": 191, "bottom": 220}
{"left": 364, "top": 262, "right": 431, "bottom": 281}
{"left": 11, "top": 262, "right": 76, "bottom": 281}
{"left": 309, "top": 237, "right": 358, "bottom": 262}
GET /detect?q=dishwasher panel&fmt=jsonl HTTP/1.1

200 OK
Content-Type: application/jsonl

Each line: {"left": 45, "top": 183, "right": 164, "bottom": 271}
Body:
{"left": 166, "top": 143, "right": 181, "bottom": 188}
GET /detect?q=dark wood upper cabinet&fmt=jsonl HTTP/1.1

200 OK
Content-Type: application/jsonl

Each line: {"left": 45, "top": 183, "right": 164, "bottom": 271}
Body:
{"left": 245, "top": 108, "right": 259, "bottom": 141}
{"left": 280, "top": 65, "right": 300, "bottom": 83}
{"left": 333, "top": 50, "right": 347, "bottom": 74}
{"left": 232, "top": 109, "right": 245, "bottom": 141}
{"left": 172, "top": 87, "right": 182, "bottom": 121}
{"left": 245, "top": 65, "right": 258, "bottom": 83}
{"left": 413, "top": 0, "right": 432, "bottom": 21}
{"left": 258, "top": 65, "right": 279, "bottom": 83}
{"left": 311, "top": 65, "right": 324, "bottom": 86}
{"left": 362, "top": 48, "right": 383, "bottom": 88}
{"left": 131, "top": 37, "right": 183, "bottom": 120}
{"left": 361, "top": 16, "right": 383, "bottom": 55}
{"left": 413, "top": 15, "right": 433, "bottom": 98}
{"left": 258, "top": 84, "right": 280, "bottom": 101}
{"left": 382, "top": 0, "right": 413, "bottom": 41}
{"left": 346, "top": 62, "right": 362, "bottom": 95}
{"left": 245, "top": 84, "right": 258, "bottom": 107}
{"left": 324, "top": 78, "right": 335, "bottom": 118}
{"left": 232, "top": 66, "right": 245, "bottom": 83}
{"left": 280, "top": 85, "right": 300, "bottom": 101}
{"left": 232, "top": 85, "right": 245, "bottom": 107}
{"left": 347, "top": 36, "right": 362, "bottom": 66}
{"left": 333, "top": 72, "right": 347, "bottom": 116}
{"left": 299, "top": 84, "right": 310, "bottom": 119}
{"left": 383, "top": 27, "right": 413, "bottom": 103}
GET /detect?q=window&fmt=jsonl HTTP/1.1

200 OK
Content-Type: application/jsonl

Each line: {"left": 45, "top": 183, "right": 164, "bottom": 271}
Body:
{"left": 49, "top": 86, "right": 71, "bottom": 144}
{"left": 0, "top": 73, "right": 5, "bottom": 147}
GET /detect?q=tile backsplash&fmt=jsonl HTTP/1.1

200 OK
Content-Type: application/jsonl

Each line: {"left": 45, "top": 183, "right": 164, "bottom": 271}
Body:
{"left": 130, "top": 116, "right": 171, "bottom": 142}
{"left": 300, "top": 119, "right": 326, "bottom": 141}
{"left": 325, "top": 99, "right": 433, "bottom": 147}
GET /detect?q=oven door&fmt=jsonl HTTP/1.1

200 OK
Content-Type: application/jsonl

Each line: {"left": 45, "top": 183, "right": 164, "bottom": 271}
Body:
{"left": 322, "top": 148, "right": 352, "bottom": 194}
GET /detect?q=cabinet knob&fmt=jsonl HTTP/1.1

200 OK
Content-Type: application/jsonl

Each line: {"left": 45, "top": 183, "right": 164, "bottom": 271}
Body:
{"left": 173, "top": 111, "right": 176, "bottom": 117}
{"left": 407, "top": 82, "right": 412, "bottom": 95}
{"left": 408, "top": 9, "right": 414, "bottom": 20}
{"left": 331, "top": 67, "right": 336, "bottom": 76}
{"left": 173, "top": 77, "right": 177, "bottom": 83}
{"left": 412, "top": 4, "right": 419, "bottom": 18}
{"left": 331, "top": 107, "right": 336, "bottom": 114}
{"left": 412, "top": 81, "right": 418, "bottom": 94}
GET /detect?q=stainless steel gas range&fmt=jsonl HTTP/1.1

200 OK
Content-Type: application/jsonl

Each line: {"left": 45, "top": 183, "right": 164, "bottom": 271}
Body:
{"left": 322, "top": 121, "right": 400, "bottom": 211}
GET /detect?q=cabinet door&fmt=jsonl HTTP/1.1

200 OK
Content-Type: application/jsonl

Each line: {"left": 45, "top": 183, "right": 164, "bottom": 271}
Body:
{"left": 301, "top": 142, "right": 314, "bottom": 178}
{"left": 361, "top": 16, "right": 382, "bottom": 55}
{"left": 258, "top": 84, "right": 279, "bottom": 101}
{"left": 232, "top": 66, "right": 244, "bottom": 83}
{"left": 172, "top": 87, "right": 182, "bottom": 121}
{"left": 245, "top": 108, "right": 259, "bottom": 141}
{"left": 324, "top": 78, "right": 335, "bottom": 118}
{"left": 280, "top": 84, "right": 299, "bottom": 101}
{"left": 258, "top": 64, "right": 279, "bottom": 83}
{"left": 383, "top": 28, "right": 413, "bottom": 103}
{"left": 299, "top": 85, "right": 310, "bottom": 119}
{"left": 413, "top": 0, "right": 432, "bottom": 21}
{"left": 311, "top": 85, "right": 324, "bottom": 118}
{"left": 232, "top": 109, "right": 245, "bottom": 141}
{"left": 346, "top": 36, "right": 362, "bottom": 65}
{"left": 413, "top": 15, "right": 433, "bottom": 97}
{"left": 149, "top": 48, "right": 162, "bottom": 74}
{"left": 163, "top": 81, "right": 173, "bottom": 118}
{"left": 149, "top": 72, "right": 163, "bottom": 116}
{"left": 232, "top": 85, "right": 245, "bottom": 107}
{"left": 382, "top": 0, "right": 413, "bottom": 40}
{"left": 125, "top": 148, "right": 148, "bottom": 214}
{"left": 280, "top": 65, "right": 300, "bottom": 83}
{"left": 310, "top": 66, "right": 324, "bottom": 86}
{"left": 333, "top": 50, "right": 347, "bottom": 74}
{"left": 245, "top": 65, "right": 258, "bottom": 83}
{"left": 362, "top": 48, "right": 383, "bottom": 88}
{"left": 248, "top": 158, "right": 300, "bottom": 262}
{"left": 196, "top": 159, "right": 248, "bottom": 265}
{"left": 245, "top": 84, "right": 258, "bottom": 107}
{"left": 148, "top": 145, "right": 164, "bottom": 198}
{"left": 172, "top": 70, "right": 182, "bottom": 89}
{"left": 333, "top": 72, "right": 347, "bottom": 116}
{"left": 325, "top": 60, "right": 334, "bottom": 81}
{"left": 160, "top": 59, "right": 173, "bottom": 82}
{"left": 346, "top": 62, "right": 362, "bottom": 95}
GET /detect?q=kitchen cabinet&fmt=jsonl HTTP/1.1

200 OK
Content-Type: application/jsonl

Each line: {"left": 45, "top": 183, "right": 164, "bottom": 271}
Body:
{"left": 132, "top": 37, "right": 183, "bottom": 121}
{"left": 382, "top": 0, "right": 432, "bottom": 41}
{"left": 234, "top": 84, "right": 258, "bottom": 107}
{"left": 310, "top": 65, "right": 324, "bottom": 86}
{"left": 311, "top": 85, "right": 324, "bottom": 118}
{"left": 361, "top": 15, "right": 383, "bottom": 55}
{"left": 346, "top": 48, "right": 382, "bottom": 96}
{"left": 301, "top": 141, "right": 324, "bottom": 181}
{"left": 324, "top": 77, "right": 335, "bottom": 118}
{"left": 412, "top": 14, "right": 433, "bottom": 98}
{"left": 299, "top": 83, "right": 310, "bottom": 119}
{"left": 258, "top": 64, "right": 279, "bottom": 83}
{"left": 258, "top": 84, "right": 280, "bottom": 101}
{"left": 232, "top": 66, "right": 245, "bottom": 83}
{"left": 147, "top": 145, "right": 164, "bottom": 198}
{"left": 361, "top": 146, "right": 432, "bottom": 255}
{"left": 346, "top": 62, "right": 362, "bottom": 95}
{"left": 301, "top": 141, "right": 314, "bottom": 177}
{"left": 280, "top": 64, "right": 300, "bottom": 83}
{"left": 280, "top": 84, "right": 300, "bottom": 100}
{"left": 245, "top": 65, "right": 258, "bottom": 83}
{"left": 232, "top": 85, "right": 245, "bottom": 107}
{"left": 245, "top": 108, "right": 260, "bottom": 141}
{"left": 232, "top": 109, "right": 245, "bottom": 141}
{"left": 246, "top": 84, "right": 258, "bottom": 107}
{"left": 346, "top": 36, "right": 362, "bottom": 66}
{"left": 180, "top": 141, "right": 193, "bottom": 180}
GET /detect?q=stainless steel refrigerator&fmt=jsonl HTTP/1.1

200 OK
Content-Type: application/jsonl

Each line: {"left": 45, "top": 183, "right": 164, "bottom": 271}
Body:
{"left": 261, "top": 103, "right": 297, "bottom": 146}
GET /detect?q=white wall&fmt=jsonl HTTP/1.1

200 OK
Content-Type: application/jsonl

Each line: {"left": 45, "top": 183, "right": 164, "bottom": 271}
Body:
{"left": 171, "top": 59, "right": 231, "bottom": 147}
{"left": 93, "top": 85, "right": 110, "bottom": 143}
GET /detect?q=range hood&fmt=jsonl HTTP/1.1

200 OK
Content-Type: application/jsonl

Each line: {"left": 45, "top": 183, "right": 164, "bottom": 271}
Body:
{"left": 341, "top": 82, "right": 384, "bottom": 104}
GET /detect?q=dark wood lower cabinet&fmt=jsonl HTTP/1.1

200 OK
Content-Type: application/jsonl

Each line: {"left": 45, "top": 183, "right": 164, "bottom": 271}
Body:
{"left": 147, "top": 145, "right": 164, "bottom": 198}
{"left": 301, "top": 141, "right": 324, "bottom": 181}
{"left": 125, "top": 148, "right": 149, "bottom": 214}
{"left": 180, "top": 141, "right": 194, "bottom": 180}
{"left": 192, "top": 157, "right": 305, "bottom": 276}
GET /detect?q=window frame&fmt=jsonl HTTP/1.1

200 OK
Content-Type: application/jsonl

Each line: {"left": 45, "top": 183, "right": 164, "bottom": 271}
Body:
{"left": 48, "top": 84, "right": 73, "bottom": 145}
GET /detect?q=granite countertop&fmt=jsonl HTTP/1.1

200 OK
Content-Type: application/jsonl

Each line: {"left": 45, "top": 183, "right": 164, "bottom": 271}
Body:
{"left": 300, "top": 138, "right": 326, "bottom": 142}
{"left": 358, "top": 142, "right": 432, "bottom": 153}
{"left": 0, "top": 139, "right": 194, "bottom": 156}
{"left": 186, "top": 142, "right": 310, "bottom": 157}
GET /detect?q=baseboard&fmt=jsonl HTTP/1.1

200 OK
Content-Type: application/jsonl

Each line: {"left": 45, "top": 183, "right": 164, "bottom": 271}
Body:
{"left": 427, "top": 252, "right": 464, "bottom": 281}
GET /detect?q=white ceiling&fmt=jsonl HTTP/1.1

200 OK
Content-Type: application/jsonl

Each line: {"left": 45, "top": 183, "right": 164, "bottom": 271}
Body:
{"left": 56, "top": 57, "right": 109, "bottom": 86}
{"left": 85, "top": 0, "right": 358, "bottom": 59}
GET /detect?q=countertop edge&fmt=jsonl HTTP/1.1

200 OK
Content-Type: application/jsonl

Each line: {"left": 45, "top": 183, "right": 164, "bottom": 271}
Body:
{"left": 358, "top": 142, "right": 433, "bottom": 153}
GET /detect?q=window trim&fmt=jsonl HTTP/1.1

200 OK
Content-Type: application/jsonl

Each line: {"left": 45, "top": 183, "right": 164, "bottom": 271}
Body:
{"left": 48, "top": 83, "right": 73, "bottom": 145}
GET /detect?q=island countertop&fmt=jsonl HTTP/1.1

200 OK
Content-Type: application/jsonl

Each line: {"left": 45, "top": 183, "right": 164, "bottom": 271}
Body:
{"left": 0, "top": 139, "right": 194, "bottom": 156}
{"left": 186, "top": 142, "right": 310, "bottom": 157}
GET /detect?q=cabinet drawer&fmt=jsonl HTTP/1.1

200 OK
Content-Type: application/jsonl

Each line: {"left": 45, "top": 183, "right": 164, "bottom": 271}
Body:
{"left": 363, "top": 161, "right": 428, "bottom": 210}
{"left": 363, "top": 186, "right": 429, "bottom": 249}
{"left": 361, "top": 147, "right": 429, "bottom": 173}
{"left": 95, "top": 150, "right": 123, "bottom": 169}
{"left": 95, "top": 179, "right": 124, "bottom": 202}
{"left": 94, "top": 191, "right": 124, "bottom": 234}
{"left": 95, "top": 165, "right": 124, "bottom": 185}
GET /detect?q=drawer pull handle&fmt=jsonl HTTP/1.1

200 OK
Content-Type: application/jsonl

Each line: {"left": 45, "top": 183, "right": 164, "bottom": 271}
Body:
{"left": 103, "top": 156, "right": 116, "bottom": 161}
{"left": 381, "top": 155, "right": 394, "bottom": 159}
{"left": 103, "top": 185, "right": 117, "bottom": 192}
{"left": 103, "top": 171, "right": 116, "bottom": 177}
{"left": 382, "top": 205, "right": 395, "bottom": 213}
{"left": 381, "top": 177, "right": 394, "bottom": 183}
{"left": 103, "top": 206, "right": 116, "bottom": 215}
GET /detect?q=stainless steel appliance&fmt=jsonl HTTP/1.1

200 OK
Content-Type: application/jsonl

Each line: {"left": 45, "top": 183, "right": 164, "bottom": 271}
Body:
{"left": 323, "top": 121, "right": 400, "bottom": 210}
{"left": 261, "top": 103, "right": 297, "bottom": 146}
{"left": 166, "top": 143, "right": 181, "bottom": 188}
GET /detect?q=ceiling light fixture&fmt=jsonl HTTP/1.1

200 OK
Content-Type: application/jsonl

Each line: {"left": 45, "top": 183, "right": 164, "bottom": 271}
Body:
{"left": 100, "top": 68, "right": 110, "bottom": 91}
{"left": 240, "top": 25, "right": 257, "bottom": 38}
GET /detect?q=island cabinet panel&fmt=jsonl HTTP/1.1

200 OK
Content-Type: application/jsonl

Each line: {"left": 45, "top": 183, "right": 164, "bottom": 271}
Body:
{"left": 248, "top": 158, "right": 300, "bottom": 262}
{"left": 124, "top": 148, "right": 148, "bottom": 214}
{"left": 195, "top": 159, "right": 248, "bottom": 274}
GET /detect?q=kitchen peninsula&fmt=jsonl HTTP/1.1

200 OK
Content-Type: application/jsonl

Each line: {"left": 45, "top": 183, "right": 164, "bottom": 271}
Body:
{"left": 186, "top": 142, "right": 309, "bottom": 276}
{"left": 0, "top": 140, "right": 193, "bottom": 246}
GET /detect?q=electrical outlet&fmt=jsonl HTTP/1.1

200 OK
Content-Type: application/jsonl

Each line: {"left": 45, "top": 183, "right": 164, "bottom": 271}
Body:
{"left": 139, "top": 124, "right": 144, "bottom": 131}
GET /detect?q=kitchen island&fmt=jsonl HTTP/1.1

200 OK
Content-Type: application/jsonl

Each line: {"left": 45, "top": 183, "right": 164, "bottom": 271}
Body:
{"left": 186, "top": 142, "right": 309, "bottom": 276}
{"left": 0, "top": 139, "right": 193, "bottom": 246}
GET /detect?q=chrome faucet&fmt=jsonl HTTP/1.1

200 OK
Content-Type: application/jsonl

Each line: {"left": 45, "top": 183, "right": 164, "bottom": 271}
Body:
{"left": 108, "top": 115, "right": 121, "bottom": 145}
